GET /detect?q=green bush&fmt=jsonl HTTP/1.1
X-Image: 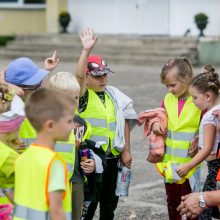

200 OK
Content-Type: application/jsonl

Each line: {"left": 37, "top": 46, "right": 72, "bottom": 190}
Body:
{"left": 0, "top": 35, "right": 15, "bottom": 46}
{"left": 194, "top": 13, "right": 208, "bottom": 23}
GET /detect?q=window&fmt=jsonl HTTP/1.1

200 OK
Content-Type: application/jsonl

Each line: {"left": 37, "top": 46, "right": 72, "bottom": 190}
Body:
{"left": 0, "top": 0, "right": 45, "bottom": 8}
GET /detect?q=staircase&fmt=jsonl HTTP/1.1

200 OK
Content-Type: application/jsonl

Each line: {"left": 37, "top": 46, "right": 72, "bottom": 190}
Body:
{"left": 0, "top": 34, "right": 199, "bottom": 65}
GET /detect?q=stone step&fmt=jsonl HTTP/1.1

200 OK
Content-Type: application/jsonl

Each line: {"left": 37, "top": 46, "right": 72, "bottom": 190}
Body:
{"left": 0, "top": 34, "right": 199, "bottom": 65}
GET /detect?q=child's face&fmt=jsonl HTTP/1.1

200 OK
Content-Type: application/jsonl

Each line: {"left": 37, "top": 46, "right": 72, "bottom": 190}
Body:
{"left": 164, "top": 68, "right": 188, "bottom": 98}
{"left": 86, "top": 74, "right": 108, "bottom": 92}
{"left": 189, "top": 86, "right": 209, "bottom": 110}
{"left": 53, "top": 108, "right": 76, "bottom": 142}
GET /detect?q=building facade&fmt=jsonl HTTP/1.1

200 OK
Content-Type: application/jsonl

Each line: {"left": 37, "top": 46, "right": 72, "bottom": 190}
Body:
{"left": 0, "top": 0, "right": 220, "bottom": 36}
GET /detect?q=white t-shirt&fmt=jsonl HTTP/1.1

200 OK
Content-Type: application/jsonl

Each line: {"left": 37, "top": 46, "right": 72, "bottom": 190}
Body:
{"left": 198, "top": 103, "right": 220, "bottom": 155}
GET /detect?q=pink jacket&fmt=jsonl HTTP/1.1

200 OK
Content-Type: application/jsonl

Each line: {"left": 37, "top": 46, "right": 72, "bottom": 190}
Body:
{"left": 138, "top": 108, "right": 168, "bottom": 163}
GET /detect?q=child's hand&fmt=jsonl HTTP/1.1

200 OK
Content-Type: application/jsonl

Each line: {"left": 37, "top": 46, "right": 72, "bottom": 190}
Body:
{"left": 121, "top": 149, "right": 132, "bottom": 169}
{"left": 176, "top": 164, "right": 191, "bottom": 177}
{"left": 79, "top": 27, "right": 98, "bottom": 52}
{"left": 152, "top": 121, "right": 163, "bottom": 135}
{"left": 44, "top": 50, "right": 59, "bottom": 71}
{"left": 80, "top": 159, "right": 95, "bottom": 174}
{"left": 213, "top": 110, "right": 220, "bottom": 131}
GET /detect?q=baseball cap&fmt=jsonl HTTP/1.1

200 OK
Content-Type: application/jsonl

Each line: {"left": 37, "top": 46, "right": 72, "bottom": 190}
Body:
{"left": 5, "top": 57, "right": 49, "bottom": 86}
{"left": 86, "top": 55, "right": 114, "bottom": 76}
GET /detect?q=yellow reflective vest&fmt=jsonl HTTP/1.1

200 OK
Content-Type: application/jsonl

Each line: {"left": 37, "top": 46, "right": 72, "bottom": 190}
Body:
{"left": 13, "top": 145, "right": 71, "bottom": 220}
{"left": 156, "top": 93, "right": 201, "bottom": 184}
{"left": 79, "top": 89, "right": 118, "bottom": 155}
{"left": 19, "top": 119, "right": 76, "bottom": 179}
{"left": 0, "top": 141, "right": 18, "bottom": 204}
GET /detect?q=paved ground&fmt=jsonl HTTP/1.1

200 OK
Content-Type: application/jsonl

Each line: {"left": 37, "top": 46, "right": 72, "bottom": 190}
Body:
{"left": 1, "top": 59, "right": 220, "bottom": 220}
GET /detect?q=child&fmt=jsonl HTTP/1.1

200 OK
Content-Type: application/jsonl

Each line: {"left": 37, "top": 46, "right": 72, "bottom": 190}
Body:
{"left": 153, "top": 58, "right": 202, "bottom": 220}
{"left": 3, "top": 52, "right": 59, "bottom": 146}
{"left": 176, "top": 65, "right": 220, "bottom": 219}
{"left": 4, "top": 51, "right": 59, "bottom": 100}
{"left": 76, "top": 28, "right": 137, "bottom": 220}
{"left": 0, "top": 83, "right": 25, "bottom": 204}
{"left": 13, "top": 88, "right": 75, "bottom": 220}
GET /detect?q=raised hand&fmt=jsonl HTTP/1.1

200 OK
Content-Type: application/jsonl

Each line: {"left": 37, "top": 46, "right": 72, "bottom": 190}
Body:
{"left": 44, "top": 50, "right": 59, "bottom": 71}
{"left": 79, "top": 27, "right": 98, "bottom": 51}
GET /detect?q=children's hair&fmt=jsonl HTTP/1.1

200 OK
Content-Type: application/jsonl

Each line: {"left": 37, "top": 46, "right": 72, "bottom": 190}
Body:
{"left": 0, "top": 83, "right": 13, "bottom": 113}
{"left": 190, "top": 64, "right": 220, "bottom": 96}
{"left": 45, "top": 72, "right": 80, "bottom": 94}
{"left": 160, "top": 57, "right": 193, "bottom": 84}
{"left": 25, "top": 88, "right": 75, "bottom": 131}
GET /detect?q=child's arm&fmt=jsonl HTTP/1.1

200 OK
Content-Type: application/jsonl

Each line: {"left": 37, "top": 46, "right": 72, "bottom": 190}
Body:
{"left": 76, "top": 28, "right": 98, "bottom": 97}
{"left": 121, "top": 119, "right": 132, "bottom": 168}
{"left": 48, "top": 159, "right": 67, "bottom": 220}
{"left": 49, "top": 191, "right": 66, "bottom": 220}
{"left": 176, "top": 124, "right": 216, "bottom": 177}
{"left": 44, "top": 51, "right": 59, "bottom": 72}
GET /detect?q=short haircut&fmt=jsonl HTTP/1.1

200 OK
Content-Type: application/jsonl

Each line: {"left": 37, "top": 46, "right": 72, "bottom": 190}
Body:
{"left": 25, "top": 88, "right": 75, "bottom": 131}
{"left": 45, "top": 72, "right": 80, "bottom": 94}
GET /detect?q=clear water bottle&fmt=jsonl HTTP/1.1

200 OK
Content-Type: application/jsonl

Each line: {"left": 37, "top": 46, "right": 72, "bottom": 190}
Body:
{"left": 115, "top": 160, "right": 131, "bottom": 197}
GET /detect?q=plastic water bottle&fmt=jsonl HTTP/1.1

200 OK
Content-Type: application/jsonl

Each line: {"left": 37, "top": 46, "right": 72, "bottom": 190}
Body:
{"left": 115, "top": 160, "right": 131, "bottom": 197}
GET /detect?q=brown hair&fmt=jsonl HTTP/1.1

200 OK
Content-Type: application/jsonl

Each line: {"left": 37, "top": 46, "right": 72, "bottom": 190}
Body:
{"left": 190, "top": 65, "right": 220, "bottom": 96}
{"left": 25, "top": 88, "right": 75, "bottom": 131}
{"left": 160, "top": 57, "right": 193, "bottom": 84}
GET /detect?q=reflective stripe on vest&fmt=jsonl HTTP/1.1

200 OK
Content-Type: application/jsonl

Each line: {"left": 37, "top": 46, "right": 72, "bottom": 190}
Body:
{"left": 55, "top": 143, "right": 73, "bottom": 153}
{"left": 166, "top": 130, "right": 196, "bottom": 142}
{"left": 22, "top": 138, "right": 35, "bottom": 146}
{"left": 0, "top": 188, "right": 13, "bottom": 205}
{"left": 89, "top": 135, "right": 108, "bottom": 144}
{"left": 166, "top": 145, "right": 188, "bottom": 158}
{"left": 86, "top": 118, "right": 116, "bottom": 131}
{"left": 13, "top": 204, "right": 71, "bottom": 220}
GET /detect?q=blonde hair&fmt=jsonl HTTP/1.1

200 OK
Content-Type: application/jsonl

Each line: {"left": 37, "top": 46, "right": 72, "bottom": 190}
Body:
{"left": 45, "top": 72, "right": 80, "bottom": 94}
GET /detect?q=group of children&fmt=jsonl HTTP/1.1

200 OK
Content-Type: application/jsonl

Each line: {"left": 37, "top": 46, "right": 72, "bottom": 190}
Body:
{"left": 1, "top": 27, "right": 220, "bottom": 220}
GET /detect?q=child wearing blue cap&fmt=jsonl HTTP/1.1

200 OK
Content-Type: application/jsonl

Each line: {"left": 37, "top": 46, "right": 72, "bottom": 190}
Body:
{"left": 4, "top": 51, "right": 59, "bottom": 100}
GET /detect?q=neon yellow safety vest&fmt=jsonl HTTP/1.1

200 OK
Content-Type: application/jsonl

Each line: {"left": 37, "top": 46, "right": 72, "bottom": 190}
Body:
{"left": 79, "top": 89, "right": 118, "bottom": 155}
{"left": 156, "top": 93, "right": 201, "bottom": 184}
{"left": 13, "top": 145, "right": 71, "bottom": 220}
{"left": 19, "top": 119, "right": 76, "bottom": 179}
{"left": 0, "top": 142, "right": 18, "bottom": 205}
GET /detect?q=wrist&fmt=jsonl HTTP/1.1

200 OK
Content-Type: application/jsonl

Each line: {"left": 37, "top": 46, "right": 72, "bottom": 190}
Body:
{"left": 199, "top": 192, "right": 208, "bottom": 209}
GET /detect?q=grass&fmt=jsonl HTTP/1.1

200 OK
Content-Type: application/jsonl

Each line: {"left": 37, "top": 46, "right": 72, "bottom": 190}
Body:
{"left": 0, "top": 35, "right": 15, "bottom": 46}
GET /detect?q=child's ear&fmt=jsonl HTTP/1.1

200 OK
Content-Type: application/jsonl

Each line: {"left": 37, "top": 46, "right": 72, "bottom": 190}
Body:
{"left": 205, "top": 92, "right": 212, "bottom": 101}
{"left": 44, "top": 120, "right": 54, "bottom": 132}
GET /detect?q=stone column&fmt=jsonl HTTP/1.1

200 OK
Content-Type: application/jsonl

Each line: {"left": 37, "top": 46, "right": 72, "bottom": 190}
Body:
{"left": 46, "top": 0, "right": 67, "bottom": 33}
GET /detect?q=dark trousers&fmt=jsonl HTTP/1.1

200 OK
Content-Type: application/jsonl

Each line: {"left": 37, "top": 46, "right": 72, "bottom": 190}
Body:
{"left": 84, "top": 158, "right": 119, "bottom": 220}
{"left": 199, "top": 159, "right": 220, "bottom": 220}
{"left": 165, "top": 179, "right": 198, "bottom": 220}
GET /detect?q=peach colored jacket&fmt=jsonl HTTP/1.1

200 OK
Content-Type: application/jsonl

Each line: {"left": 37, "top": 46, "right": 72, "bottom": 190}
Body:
{"left": 138, "top": 108, "right": 168, "bottom": 163}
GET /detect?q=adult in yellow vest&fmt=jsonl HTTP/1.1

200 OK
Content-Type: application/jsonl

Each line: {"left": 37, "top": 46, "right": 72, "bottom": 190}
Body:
{"left": 13, "top": 88, "right": 75, "bottom": 220}
{"left": 153, "top": 58, "right": 202, "bottom": 220}
{"left": 76, "top": 28, "right": 137, "bottom": 220}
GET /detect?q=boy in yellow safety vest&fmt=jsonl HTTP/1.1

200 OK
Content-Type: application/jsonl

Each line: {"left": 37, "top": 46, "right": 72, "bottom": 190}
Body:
{"left": 13, "top": 88, "right": 75, "bottom": 220}
{"left": 76, "top": 28, "right": 137, "bottom": 220}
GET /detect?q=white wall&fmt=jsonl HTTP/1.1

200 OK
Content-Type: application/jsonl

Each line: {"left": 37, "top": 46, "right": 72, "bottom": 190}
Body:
{"left": 169, "top": 0, "right": 220, "bottom": 36}
{"left": 68, "top": 0, "right": 220, "bottom": 36}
